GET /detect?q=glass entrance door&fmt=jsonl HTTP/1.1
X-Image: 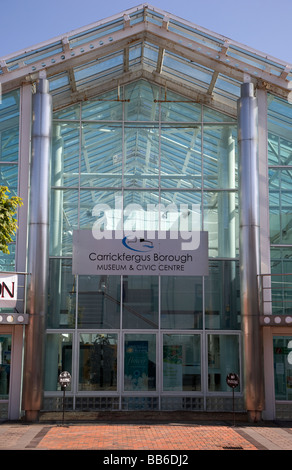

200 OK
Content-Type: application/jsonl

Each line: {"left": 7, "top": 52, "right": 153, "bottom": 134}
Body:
{"left": 0, "top": 334, "right": 12, "bottom": 419}
{"left": 0, "top": 335, "right": 11, "bottom": 397}
{"left": 273, "top": 336, "right": 292, "bottom": 400}
{"left": 124, "top": 334, "right": 156, "bottom": 391}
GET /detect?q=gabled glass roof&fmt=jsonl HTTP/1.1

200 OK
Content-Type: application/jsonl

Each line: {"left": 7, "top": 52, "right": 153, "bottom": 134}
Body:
{"left": 1, "top": 4, "right": 291, "bottom": 116}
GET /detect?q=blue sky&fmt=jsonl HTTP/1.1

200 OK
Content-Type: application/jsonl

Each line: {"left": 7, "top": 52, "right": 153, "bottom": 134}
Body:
{"left": 0, "top": 0, "right": 291, "bottom": 63}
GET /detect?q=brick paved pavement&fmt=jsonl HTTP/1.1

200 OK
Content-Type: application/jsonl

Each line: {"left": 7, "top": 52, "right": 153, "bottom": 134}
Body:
{"left": 0, "top": 418, "right": 292, "bottom": 453}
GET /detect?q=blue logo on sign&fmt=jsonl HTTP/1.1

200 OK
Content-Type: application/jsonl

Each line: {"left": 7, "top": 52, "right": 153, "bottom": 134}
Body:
{"left": 122, "top": 236, "right": 154, "bottom": 252}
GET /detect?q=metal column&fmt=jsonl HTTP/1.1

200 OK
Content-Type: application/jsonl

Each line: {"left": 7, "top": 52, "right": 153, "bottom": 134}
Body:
{"left": 22, "top": 74, "right": 52, "bottom": 422}
{"left": 238, "top": 82, "right": 264, "bottom": 422}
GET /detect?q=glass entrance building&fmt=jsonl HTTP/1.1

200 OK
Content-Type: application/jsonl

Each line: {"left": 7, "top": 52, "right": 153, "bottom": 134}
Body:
{"left": 1, "top": 4, "right": 292, "bottom": 422}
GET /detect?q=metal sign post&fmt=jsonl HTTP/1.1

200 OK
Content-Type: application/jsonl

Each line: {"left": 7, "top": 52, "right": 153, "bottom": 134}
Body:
{"left": 226, "top": 373, "right": 240, "bottom": 426}
{"left": 58, "top": 371, "right": 71, "bottom": 426}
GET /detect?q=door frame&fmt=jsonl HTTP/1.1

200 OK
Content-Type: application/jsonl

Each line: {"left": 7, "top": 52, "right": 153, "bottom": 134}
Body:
{"left": 0, "top": 325, "right": 24, "bottom": 420}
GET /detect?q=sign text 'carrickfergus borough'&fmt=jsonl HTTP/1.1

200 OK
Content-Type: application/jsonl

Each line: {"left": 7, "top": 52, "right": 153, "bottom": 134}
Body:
{"left": 73, "top": 200, "right": 208, "bottom": 276}
{"left": 73, "top": 230, "right": 208, "bottom": 276}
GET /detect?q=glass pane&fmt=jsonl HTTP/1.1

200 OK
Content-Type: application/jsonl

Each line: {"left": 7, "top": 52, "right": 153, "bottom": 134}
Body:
{"left": 160, "top": 191, "right": 202, "bottom": 233}
{"left": 124, "top": 124, "right": 159, "bottom": 188}
{"left": 52, "top": 122, "right": 79, "bottom": 187}
{"left": 44, "top": 333, "right": 73, "bottom": 391}
{"left": 0, "top": 335, "right": 11, "bottom": 398}
{"left": 78, "top": 333, "right": 118, "bottom": 391}
{"left": 122, "top": 276, "right": 158, "bottom": 329}
{"left": 205, "top": 260, "right": 241, "bottom": 330}
{"left": 77, "top": 275, "right": 121, "bottom": 328}
{"left": 208, "top": 334, "right": 240, "bottom": 392}
{"left": 204, "top": 191, "right": 239, "bottom": 257}
{"left": 268, "top": 95, "right": 292, "bottom": 165}
{"left": 268, "top": 133, "right": 292, "bottom": 166}
{"left": 53, "top": 103, "right": 80, "bottom": 120}
{"left": 47, "top": 259, "right": 76, "bottom": 329}
{"left": 124, "top": 334, "right": 156, "bottom": 391}
{"left": 269, "top": 169, "right": 292, "bottom": 244}
{"left": 160, "top": 126, "right": 202, "bottom": 189}
{"left": 82, "top": 90, "right": 123, "bottom": 121}
{"left": 1, "top": 127, "right": 19, "bottom": 163}
{"left": 161, "top": 276, "right": 202, "bottom": 329}
{"left": 274, "top": 336, "right": 292, "bottom": 400}
{"left": 0, "top": 244, "right": 16, "bottom": 272}
{"left": 160, "top": 90, "right": 201, "bottom": 122}
{"left": 81, "top": 189, "right": 123, "bottom": 234}
{"left": 163, "top": 334, "right": 201, "bottom": 391}
{"left": 123, "top": 190, "right": 159, "bottom": 233}
{"left": 0, "top": 164, "right": 18, "bottom": 194}
{"left": 50, "top": 189, "right": 78, "bottom": 256}
{"left": 203, "top": 105, "right": 236, "bottom": 123}
{"left": 74, "top": 52, "right": 124, "bottom": 89}
{"left": 270, "top": 248, "right": 292, "bottom": 315}
{"left": 203, "top": 125, "right": 237, "bottom": 189}
{"left": 81, "top": 123, "right": 122, "bottom": 188}
{"left": 125, "top": 81, "right": 160, "bottom": 121}
{"left": 0, "top": 90, "right": 19, "bottom": 165}
{"left": 163, "top": 52, "right": 212, "bottom": 93}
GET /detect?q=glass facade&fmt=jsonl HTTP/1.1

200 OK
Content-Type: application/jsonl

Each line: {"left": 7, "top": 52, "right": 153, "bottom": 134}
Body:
{"left": 0, "top": 90, "right": 20, "bottom": 272}
{"left": 269, "top": 96, "right": 292, "bottom": 318}
{"left": 45, "top": 80, "right": 241, "bottom": 410}
{"left": 3, "top": 3, "right": 292, "bottom": 422}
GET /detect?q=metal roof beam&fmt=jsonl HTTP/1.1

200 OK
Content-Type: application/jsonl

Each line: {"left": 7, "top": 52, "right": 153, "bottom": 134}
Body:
{"left": 2, "top": 18, "right": 291, "bottom": 99}
{"left": 144, "top": 24, "right": 291, "bottom": 96}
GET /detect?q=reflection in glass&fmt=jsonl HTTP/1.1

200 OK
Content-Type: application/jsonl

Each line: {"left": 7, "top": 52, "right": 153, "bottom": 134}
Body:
{"left": 81, "top": 124, "right": 122, "bottom": 188}
{"left": 78, "top": 276, "right": 121, "bottom": 329}
{"left": 0, "top": 164, "right": 18, "bottom": 195}
{"left": 204, "top": 191, "right": 238, "bottom": 258}
{"left": 124, "top": 334, "right": 156, "bottom": 391}
{"left": 0, "top": 244, "right": 16, "bottom": 273}
{"left": 78, "top": 334, "right": 118, "bottom": 391}
{"left": 160, "top": 191, "right": 202, "bottom": 233}
{"left": 44, "top": 333, "right": 73, "bottom": 391}
{"left": 203, "top": 105, "right": 236, "bottom": 123}
{"left": 50, "top": 188, "right": 79, "bottom": 256}
{"left": 161, "top": 92, "right": 201, "bottom": 122}
{"left": 268, "top": 96, "right": 292, "bottom": 166}
{"left": 52, "top": 122, "right": 80, "bottom": 187}
{"left": 269, "top": 169, "right": 292, "bottom": 245}
{"left": 80, "top": 189, "right": 122, "bottom": 232}
{"left": 205, "top": 260, "right": 240, "bottom": 330}
{"left": 123, "top": 190, "right": 159, "bottom": 233}
{"left": 160, "top": 126, "right": 201, "bottom": 189}
{"left": 1, "top": 127, "right": 19, "bottom": 163}
{"left": 268, "top": 133, "right": 292, "bottom": 166}
{"left": 122, "top": 276, "right": 158, "bottom": 329}
{"left": 270, "top": 248, "right": 292, "bottom": 315}
{"left": 82, "top": 90, "right": 123, "bottom": 121}
{"left": 203, "top": 125, "right": 237, "bottom": 189}
{"left": 125, "top": 81, "right": 159, "bottom": 122}
{"left": 47, "top": 259, "right": 76, "bottom": 328}
{"left": 163, "top": 334, "right": 201, "bottom": 391}
{"left": 161, "top": 276, "right": 202, "bottom": 329}
{"left": 208, "top": 334, "right": 240, "bottom": 392}
{"left": 0, "top": 90, "right": 20, "bottom": 170}
{"left": 124, "top": 124, "right": 159, "bottom": 188}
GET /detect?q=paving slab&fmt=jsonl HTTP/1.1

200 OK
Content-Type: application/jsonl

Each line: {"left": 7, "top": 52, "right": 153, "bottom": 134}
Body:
{"left": 0, "top": 419, "right": 292, "bottom": 454}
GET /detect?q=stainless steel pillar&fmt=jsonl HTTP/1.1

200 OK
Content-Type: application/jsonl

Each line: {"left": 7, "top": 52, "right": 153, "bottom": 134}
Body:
{"left": 238, "top": 82, "right": 264, "bottom": 422}
{"left": 22, "top": 75, "right": 52, "bottom": 422}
